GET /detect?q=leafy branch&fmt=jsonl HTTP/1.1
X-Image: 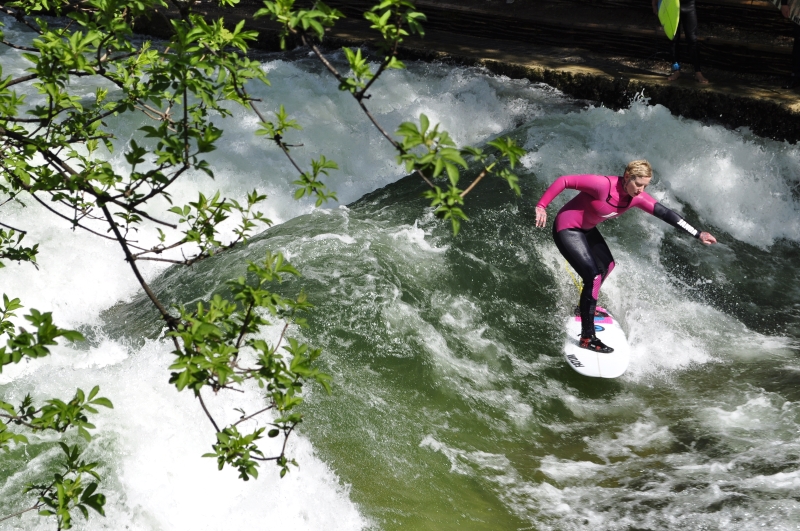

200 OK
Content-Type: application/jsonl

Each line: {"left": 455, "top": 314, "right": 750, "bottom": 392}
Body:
{"left": 1, "top": 0, "right": 525, "bottom": 529}
{"left": 1, "top": 296, "right": 112, "bottom": 528}
{"left": 2, "top": 443, "right": 107, "bottom": 531}
{"left": 0, "top": 228, "right": 39, "bottom": 268}
{"left": 2, "top": 0, "right": 333, "bottom": 519}
{"left": 256, "top": 0, "right": 527, "bottom": 232}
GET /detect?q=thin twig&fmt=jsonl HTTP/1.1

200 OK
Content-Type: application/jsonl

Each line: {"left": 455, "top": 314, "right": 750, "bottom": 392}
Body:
{"left": 133, "top": 256, "right": 190, "bottom": 266}
{"left": 279, "top": 424, "right": 296, "bottom": 458}
{"left": 100, "top": 203, "right": 177, "bottom": 325}
{"left": 0, "top": 176, "right": 118, "bottom": 242}
{"left": 459, "top": 169, "right": 488, "bottom": 198}
{"left": 0, "top": 6, "right": 43, "bottom": 34}
{"left": 197, "top": 391, "right": 220, "bottom": 433}
{"left": 301, "top": 33, "right": 436, "bottom": 193}
{"left": 131, "top": 238, "right": 186, "bottom": 258}
{"left": 0, "top": 414, "right": 37, "bottom": 430}
{"left": 231, "top": 405, "right": 276, "bottom": 428}
{"left": 0, "top": 220, "right": 25, "bottom": 233}
{"left": 234, "top": 304, "right": 255, "bottom": 350}
{"left": 275, "top": 322, "right": 290, "bottom": 355}
{"left": 252, "top": 423, "right": 297, "bottom": 462}
{"left": 98, "top": 194, "right": 178, "bottom": 229}
{"left": 31, "top": 193, "right": 122, "bottom": 241}
{"left": 356, "top": 22, "right": 402, "bottom": 100}
{"left": 0, "top": 504, "right": 40, "bottom": 524}
{"left": 0, "top": 40, "right": 38, "bottom": 52}
{"left": 5, "top": 74, "right": 38, "bottom": 88}
{"left": 306, "top": 39, "right": 347, "bottom": 84}
{"left": 126, "top": 164, "right": 189, "bottom": 208}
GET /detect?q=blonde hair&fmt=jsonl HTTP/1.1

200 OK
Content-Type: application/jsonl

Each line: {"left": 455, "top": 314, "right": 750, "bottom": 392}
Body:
{"left": 624, "top": 160, "right": 653, "bottom": 181}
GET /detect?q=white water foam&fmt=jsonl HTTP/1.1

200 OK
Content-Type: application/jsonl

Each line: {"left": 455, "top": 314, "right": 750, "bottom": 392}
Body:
{"left": 0, "top": 20, "right": 561, "bottom": 528}
{"left": 0, "top": 335, "right": 367, "bottom": 531}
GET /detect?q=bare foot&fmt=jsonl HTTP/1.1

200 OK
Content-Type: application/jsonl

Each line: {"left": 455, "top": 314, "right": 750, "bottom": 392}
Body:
{"left": 695, "top": 72, "right": 709, "bottom": 84}
{"left": 667, "top": 70, "right": 681, "bottom": 81}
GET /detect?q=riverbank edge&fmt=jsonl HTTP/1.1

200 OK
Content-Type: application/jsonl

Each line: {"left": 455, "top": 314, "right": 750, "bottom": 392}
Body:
{"left": 138, "top": 6, "right": 800, "bottom": 144}
{"left": 355, "top": 38, "right": 800, "bottom": 144}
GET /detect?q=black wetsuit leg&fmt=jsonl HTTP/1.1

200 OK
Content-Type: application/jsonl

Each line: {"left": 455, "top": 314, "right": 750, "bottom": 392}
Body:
{"left": 553, "top": 227, "right": 615, "bottom": 338}
{"left": 672, "top": 0, "right": 702, "bottom": 73}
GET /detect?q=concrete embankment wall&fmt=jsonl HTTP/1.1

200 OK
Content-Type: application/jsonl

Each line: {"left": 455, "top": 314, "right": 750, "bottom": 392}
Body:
{"left": 136, "top": 0, "right": 800, "bottom": 143}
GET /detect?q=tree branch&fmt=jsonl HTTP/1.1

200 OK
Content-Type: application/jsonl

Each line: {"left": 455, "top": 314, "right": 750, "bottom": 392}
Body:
{"left": 126, "top": 162, "right": 189, "bottom": 209}
{"left": 459, "top": 168, "right": 488, "bottom": 199}
{"left": 197, "top": 390, "right": 220, "bottom": 433}
{"left": 0, "top": 163, "right": 121, "bottom": 243}
{"left": 234, "top": 304, "right": 255, "bottom": 351}
{"left": 0, "top": 220, "right": 26, "bottom": 233}
{"left": 0, "top": 6, "right": 43, "bottom": 34}
{"left": 0, "top": 503, "right": 40, "bottom": 524}
{"left": 0, "top": 40, "right": 39, "bottom": 52}
{"left": 100, "top": 203, "right": 177, "bottom": 325}
{"left": 0, "top": 413, "right": 38, "bottom": 430}
{"left": 300, "top": 32, "right": 438, "bottom": 191}
{"left": 131, "top": 256, "right": 191, "bottom": 265}
{"left": 231, "top": 405, "right": 275, "bottom": 428}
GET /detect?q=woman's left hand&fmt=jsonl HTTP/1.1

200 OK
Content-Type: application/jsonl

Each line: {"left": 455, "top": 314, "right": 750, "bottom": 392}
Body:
{"left": 699, "top": 232, "right": 717, "bottom": 245}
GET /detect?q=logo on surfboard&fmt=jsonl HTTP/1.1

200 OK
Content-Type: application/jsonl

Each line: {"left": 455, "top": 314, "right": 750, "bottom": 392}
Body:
{"left": 566, "top": 354, "right": 585, "bottom": 367}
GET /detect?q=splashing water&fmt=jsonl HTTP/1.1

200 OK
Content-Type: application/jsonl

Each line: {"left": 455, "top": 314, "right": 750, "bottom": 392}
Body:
{"left": 2, "top": 18, "right": 800, "bottom": 531}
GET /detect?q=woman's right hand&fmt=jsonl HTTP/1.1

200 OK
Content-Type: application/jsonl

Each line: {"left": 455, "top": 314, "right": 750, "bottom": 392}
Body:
{"left": 535, "top": 206, "right": 547, "bottom": 228}
{"left": 699, "top": 232, "right": 717, "bottom": 245}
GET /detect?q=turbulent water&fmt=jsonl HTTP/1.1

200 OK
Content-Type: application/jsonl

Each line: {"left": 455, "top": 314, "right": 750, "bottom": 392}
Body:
{"left": 2, "top": 17, "right": 800, "bottom": 531}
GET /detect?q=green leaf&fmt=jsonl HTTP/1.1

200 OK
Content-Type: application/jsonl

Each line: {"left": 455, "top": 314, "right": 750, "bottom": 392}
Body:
{"left": 419, "top": 113, "right": 429, "bottom": 135}
{"left": 90, "top": 398, "right": 113, "bottom": 409}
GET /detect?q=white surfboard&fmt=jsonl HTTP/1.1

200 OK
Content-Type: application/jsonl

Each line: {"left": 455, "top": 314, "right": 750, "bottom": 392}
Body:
{"left": 563, "top": 306, "right": 630, "bottom": 378}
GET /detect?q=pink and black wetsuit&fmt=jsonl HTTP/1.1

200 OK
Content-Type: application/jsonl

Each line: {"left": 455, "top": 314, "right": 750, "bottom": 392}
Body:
{"left": 537, "top": 174, "right": 701, "bottom": 339}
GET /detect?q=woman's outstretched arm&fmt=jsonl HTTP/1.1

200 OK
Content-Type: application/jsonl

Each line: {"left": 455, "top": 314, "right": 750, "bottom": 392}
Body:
{"left": 534, "top": 174, "right": 607, "bottom": 228}
{"left": 649, "top": 201, "right": 717, "bottom": 244}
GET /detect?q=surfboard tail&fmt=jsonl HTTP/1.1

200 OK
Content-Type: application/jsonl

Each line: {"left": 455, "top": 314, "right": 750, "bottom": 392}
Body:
{"left": 658, "top": 0, "right": 680, "bottom": 40}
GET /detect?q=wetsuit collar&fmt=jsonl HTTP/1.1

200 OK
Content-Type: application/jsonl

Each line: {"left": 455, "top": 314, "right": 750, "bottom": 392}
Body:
{"left": 606, "top": 176, "right": 632, "bottom": 208}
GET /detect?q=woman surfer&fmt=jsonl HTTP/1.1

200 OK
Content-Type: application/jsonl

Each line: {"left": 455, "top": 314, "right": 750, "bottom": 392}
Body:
{"left": 534, "top": 160, "right": 717, "bottom": 353}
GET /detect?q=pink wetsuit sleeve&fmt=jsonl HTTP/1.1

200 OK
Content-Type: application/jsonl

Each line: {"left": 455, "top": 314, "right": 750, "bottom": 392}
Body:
{"left": 631, "top": 192, "right": 657, "bottom": 214}
{"left": 536, "top": 175, "right": 606, "bottom": 209}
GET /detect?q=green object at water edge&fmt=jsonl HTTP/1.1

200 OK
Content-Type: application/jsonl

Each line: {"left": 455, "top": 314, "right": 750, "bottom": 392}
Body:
{"left": 658, "top": 0, "right": 680, "bottom": 40}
